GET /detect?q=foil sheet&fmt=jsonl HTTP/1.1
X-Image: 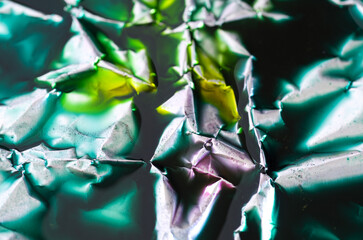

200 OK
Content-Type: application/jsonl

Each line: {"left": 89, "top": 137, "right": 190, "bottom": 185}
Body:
{"left": 0, "top": 0, "right": 362, "bottom": 239}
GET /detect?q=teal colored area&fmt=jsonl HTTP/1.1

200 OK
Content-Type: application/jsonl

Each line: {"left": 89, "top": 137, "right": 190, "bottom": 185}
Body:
{"left": 0, "top": 1, "right": 68, "bottom": 99}
{"left": 81, "top": 183, "right": 138, "bottom": 229}
{"left": 0, "top": 0, "right": 363, "bottom": 239}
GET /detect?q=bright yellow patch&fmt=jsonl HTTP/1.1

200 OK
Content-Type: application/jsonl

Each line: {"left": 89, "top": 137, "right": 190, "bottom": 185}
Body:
{"left": 198, "top": 79, "right": 241, "bottom": 125}
{"left": 194, "top": 48, "right": 241, "bottom": 125}
{"left": 61, "top": 67, "right": 134, "bottom": 113}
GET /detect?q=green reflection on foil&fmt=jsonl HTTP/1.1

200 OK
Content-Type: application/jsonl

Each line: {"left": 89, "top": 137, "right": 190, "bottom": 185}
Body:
{"left": 0, "top": 0, "right": 362, "bottom": 239}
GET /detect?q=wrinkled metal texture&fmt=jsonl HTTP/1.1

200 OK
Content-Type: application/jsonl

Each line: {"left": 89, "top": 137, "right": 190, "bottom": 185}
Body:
{"left": 0, "top": 0, "right": 362, "bottom": 239}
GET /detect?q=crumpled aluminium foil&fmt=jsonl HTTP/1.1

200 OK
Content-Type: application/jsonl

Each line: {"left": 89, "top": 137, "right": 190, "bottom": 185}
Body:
{"left": 236, "top": 24, "right": 363, "bottom": 239}
{"left": 0, "top": 0, "right": 362, "bottom": 239}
